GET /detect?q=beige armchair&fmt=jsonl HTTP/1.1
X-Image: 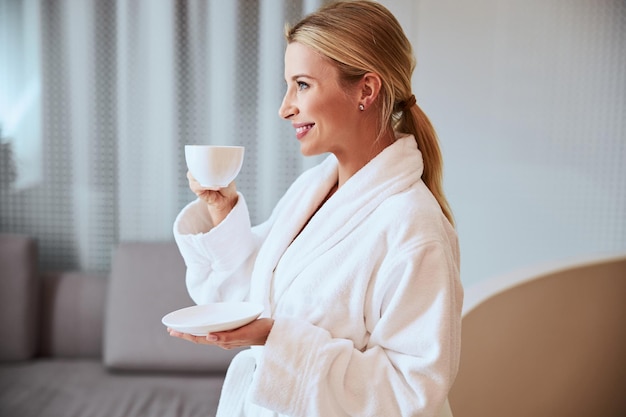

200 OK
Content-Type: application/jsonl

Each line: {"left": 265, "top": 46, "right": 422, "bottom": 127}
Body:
{"left": 449, "top": 253, "right": 626, "bottom": 417}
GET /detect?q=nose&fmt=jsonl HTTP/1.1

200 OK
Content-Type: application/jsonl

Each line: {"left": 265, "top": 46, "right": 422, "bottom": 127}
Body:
{"left": 278, "top": 91, "right": 297, "bottom": 120}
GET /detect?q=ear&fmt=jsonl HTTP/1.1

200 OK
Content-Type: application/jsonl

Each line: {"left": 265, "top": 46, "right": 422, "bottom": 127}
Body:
{"left": 358, "top": 72, "right": 383, "bottom": 110}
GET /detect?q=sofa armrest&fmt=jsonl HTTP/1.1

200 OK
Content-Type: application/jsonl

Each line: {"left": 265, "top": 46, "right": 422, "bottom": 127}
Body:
{"left": 0, "top": 234, "right": 38, "bottom": 361}
{"left": 39, "top": 271, "right": 107, "bottom": 358}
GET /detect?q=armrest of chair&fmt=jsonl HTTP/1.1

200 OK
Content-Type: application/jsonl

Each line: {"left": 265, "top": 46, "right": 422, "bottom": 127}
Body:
{"left": 0, "top": 234, "right": 39, "bottom": 361}
{"left": 39, "top": 271, "right": 107, "bottom": 358}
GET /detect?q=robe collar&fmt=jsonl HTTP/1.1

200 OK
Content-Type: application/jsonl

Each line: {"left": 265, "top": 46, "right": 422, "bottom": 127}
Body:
{"left": 252, "top": 134, "right": 423, "bottom": 313}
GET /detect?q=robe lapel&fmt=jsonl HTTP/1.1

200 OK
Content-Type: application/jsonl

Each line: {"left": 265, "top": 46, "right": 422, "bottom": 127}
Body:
{"left": 250, "top": 156, "right": 339, "bottom": 313}
{"left": 270, "top": 135, "right": 423, "bottom": 307}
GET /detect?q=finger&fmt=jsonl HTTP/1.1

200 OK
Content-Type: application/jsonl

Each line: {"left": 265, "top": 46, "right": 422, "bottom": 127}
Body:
{"left": 188, "top": 172, "right": 217, "bottom": 194}
{"left": 186, "top": 171, "right": 198, "bottom": 189}
{"left": 206, "top": 318, "right": 273, "bottom": 348}
{"left": 187, "top": 172, "right": 206, "bottom": 196}
{"left": 206, "top": 331, "right": 239, "bottom": 349}
{"left": 168, "top": 328, "right": 185, "bottom": 338}
{"left": 168, "top": 329, "right": 195, "bottom": 342}
{"left": 168, "top": 329, "right": 216, "bottom": 345}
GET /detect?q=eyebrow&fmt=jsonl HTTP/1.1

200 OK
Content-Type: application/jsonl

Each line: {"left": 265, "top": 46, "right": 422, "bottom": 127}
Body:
{"left": 288, "top": 74, "right": 316, "bottom": 81}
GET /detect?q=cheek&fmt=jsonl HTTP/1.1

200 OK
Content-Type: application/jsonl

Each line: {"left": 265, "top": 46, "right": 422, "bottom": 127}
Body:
{"left": 305, "top": 95, "right": 326, "bottom": 116}
{"left": 309, "top": 95, "right": 348, "bottom": 126}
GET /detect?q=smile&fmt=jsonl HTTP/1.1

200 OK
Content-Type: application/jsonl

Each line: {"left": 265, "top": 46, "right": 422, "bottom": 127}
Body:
{"left": 295, "top": 123, "right": 315, "bottom": 139}
{"left": 295, "top": 124, "right": 314, "bottom": 134}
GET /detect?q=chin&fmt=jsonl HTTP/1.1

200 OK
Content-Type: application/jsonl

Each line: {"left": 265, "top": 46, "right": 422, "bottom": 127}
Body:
{"left": 298, "top": 142, "right": 321, "bottom": 157}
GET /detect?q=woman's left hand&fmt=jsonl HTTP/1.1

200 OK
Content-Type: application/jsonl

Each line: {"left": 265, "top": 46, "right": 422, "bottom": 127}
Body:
{"left": 167, "top": 318, "right": 274, "bottom": 350}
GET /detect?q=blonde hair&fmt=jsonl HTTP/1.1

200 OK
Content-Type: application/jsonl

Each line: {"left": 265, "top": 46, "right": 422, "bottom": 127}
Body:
{"left": 285, "top": 0, "right": 454, "bottom": 225}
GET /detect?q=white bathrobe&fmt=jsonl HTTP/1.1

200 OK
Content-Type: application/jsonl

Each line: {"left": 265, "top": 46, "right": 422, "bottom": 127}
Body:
{"left": 173, "top": 134, "right": 463, "bottom": 417}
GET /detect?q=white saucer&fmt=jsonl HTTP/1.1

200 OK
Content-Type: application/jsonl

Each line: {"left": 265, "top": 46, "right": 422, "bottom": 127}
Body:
{"left": 162, "top": 302, "right": 264, "bottom": 336}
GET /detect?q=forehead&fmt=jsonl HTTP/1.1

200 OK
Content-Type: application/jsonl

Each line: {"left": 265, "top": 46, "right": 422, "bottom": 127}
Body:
{"left": 284, "top": 42, "right": 337, "bottom": 79}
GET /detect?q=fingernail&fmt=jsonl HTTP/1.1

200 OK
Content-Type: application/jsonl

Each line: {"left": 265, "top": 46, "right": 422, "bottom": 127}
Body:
{"left": 207, "top": 334, "right": 218, "bottom": 342}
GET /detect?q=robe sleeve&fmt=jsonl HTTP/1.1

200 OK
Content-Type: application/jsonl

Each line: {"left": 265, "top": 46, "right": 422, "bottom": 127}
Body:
{"left": 249, "top": 240, "right": 462, "bottom": 417}
{"left": 173, "top": 193, "right": 264, "bottom": 304}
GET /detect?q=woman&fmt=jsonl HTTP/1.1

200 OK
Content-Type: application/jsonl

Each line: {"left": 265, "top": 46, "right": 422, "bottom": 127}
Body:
{"left": 170, "top": 1, "right": 462, "bottom": 416}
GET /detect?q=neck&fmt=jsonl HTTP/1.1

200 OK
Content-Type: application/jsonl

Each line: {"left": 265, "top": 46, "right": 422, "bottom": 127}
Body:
{"left": 336, "top": 129, "right": 395, "bottom": 187}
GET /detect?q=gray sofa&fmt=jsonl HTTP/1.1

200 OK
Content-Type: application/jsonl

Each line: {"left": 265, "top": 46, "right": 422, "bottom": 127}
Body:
{"left": 0, "top": 233, "right": 240, "bottom": 417}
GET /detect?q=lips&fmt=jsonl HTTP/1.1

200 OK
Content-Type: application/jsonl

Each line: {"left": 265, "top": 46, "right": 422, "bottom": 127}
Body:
{"left": 294, "top": 123, "right": 315, "bottom": 139}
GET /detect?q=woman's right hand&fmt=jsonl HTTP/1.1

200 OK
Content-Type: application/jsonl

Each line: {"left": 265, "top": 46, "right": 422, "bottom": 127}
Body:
{"left": 187, "top": 171, "right": 238, "bottom": 226}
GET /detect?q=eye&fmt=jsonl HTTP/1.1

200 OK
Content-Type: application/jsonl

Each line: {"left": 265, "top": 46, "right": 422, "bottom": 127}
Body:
{"left": 297, "top": 81, "right": 309, "bottom": 91}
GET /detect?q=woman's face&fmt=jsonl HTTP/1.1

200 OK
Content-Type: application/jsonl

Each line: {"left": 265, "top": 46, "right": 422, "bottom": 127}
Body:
{"left": 279, "top": 42, "right": 361, "bottom": 158}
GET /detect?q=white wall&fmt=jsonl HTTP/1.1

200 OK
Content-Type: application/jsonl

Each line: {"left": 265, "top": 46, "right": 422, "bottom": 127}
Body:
{"left": 382, "top": 0, "right": 626, "bottom": 286}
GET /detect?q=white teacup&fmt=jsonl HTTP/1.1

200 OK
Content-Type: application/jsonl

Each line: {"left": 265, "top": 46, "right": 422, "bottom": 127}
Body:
{"left": 184, "top": 145, "right": 245, "bottom": 189}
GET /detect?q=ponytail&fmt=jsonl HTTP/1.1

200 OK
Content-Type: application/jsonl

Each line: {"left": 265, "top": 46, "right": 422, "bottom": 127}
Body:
{"left": 396, "top": 104, "right": 455, "bottom": 227}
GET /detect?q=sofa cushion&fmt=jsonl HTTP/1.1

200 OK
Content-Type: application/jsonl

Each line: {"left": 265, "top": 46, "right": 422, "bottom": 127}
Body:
{"left": 103, "top": 241, "right": 240, "bottom": 372}
{"left": 0, "top": 234, "right": 38, "bottom": 361}
{"left": 40, "top": 271, "right": 107, "bottom": 358}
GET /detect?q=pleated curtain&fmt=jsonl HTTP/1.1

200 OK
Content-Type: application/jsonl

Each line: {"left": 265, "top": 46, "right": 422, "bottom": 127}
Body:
{"left": 0, "top": 0, "right": 326, "bottom": 272}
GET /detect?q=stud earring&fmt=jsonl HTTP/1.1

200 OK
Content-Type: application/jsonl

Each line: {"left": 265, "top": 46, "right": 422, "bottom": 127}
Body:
{"left": 359, "top": 104, "right": 365, "bottom": 111}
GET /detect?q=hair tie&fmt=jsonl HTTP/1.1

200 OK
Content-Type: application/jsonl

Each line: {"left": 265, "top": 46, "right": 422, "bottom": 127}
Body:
{"left": 402, "top": 94, "right": 416, "bottom": 111}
